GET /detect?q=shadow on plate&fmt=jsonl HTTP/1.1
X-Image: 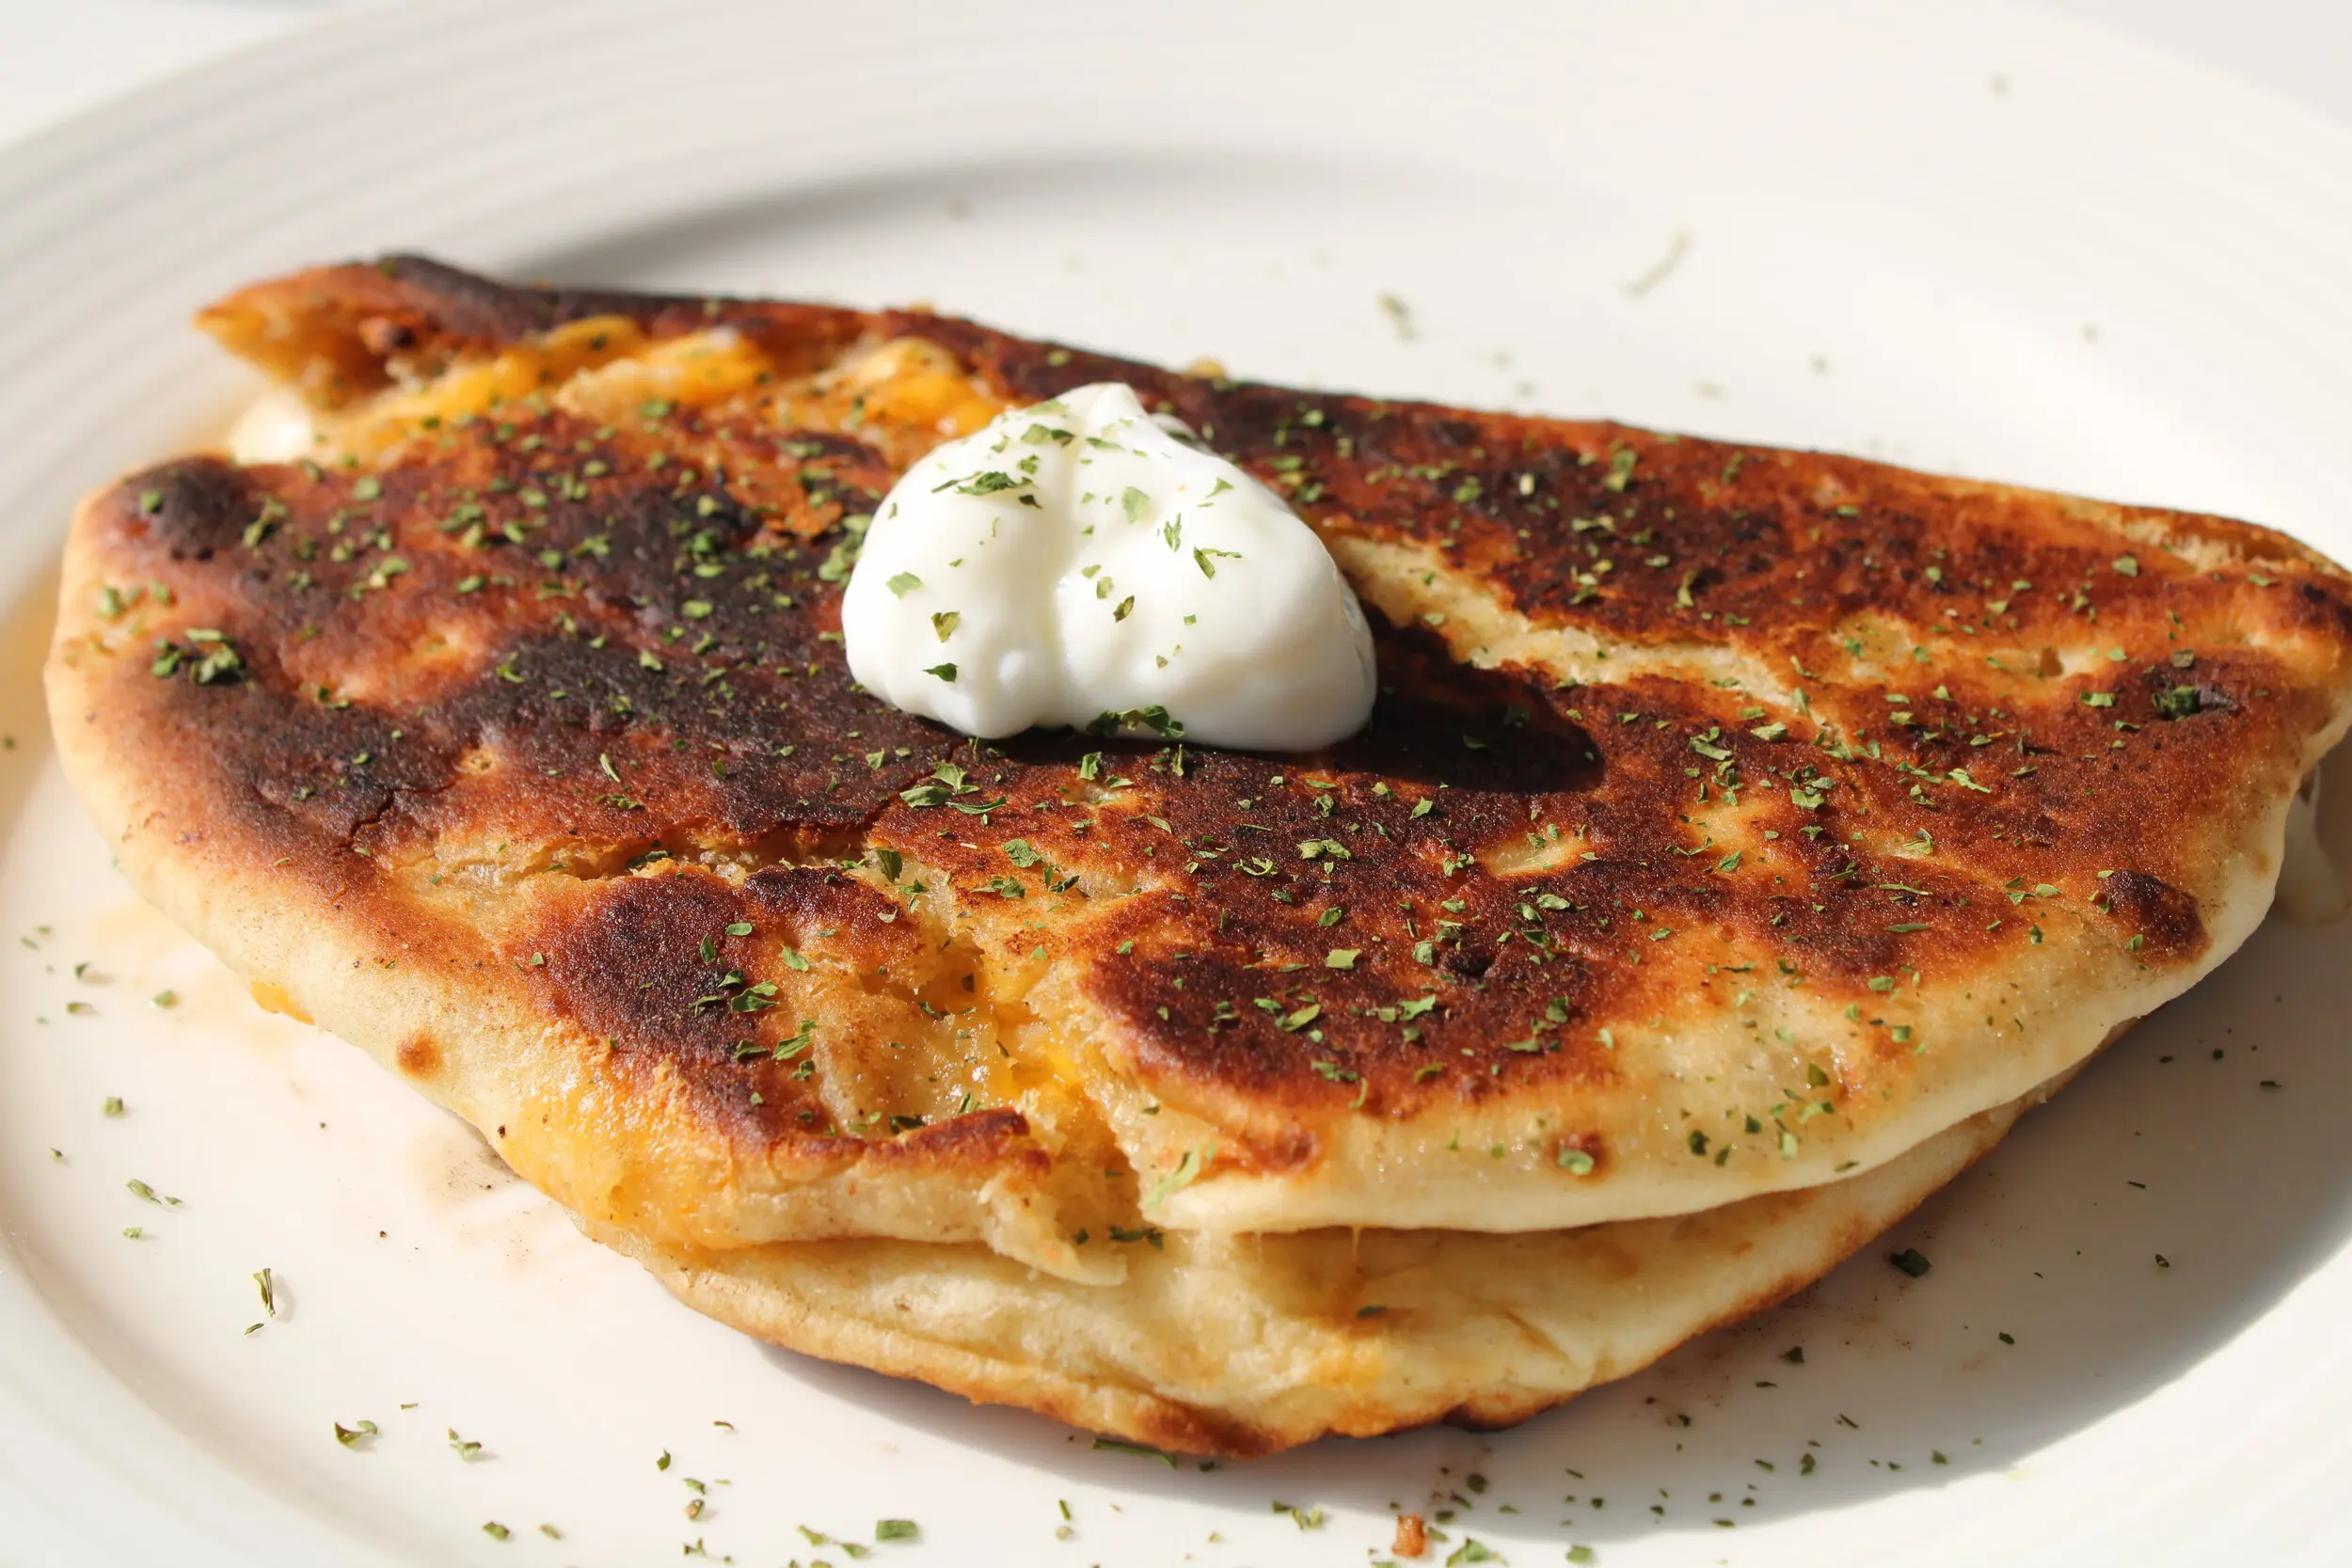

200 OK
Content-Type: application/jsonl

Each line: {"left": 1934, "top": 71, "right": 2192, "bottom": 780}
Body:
{"left": 752, "top": 773, "right": 2352, "bottom": 1544}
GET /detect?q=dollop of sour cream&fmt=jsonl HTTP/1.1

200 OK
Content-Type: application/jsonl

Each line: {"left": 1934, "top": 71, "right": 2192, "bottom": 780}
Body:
{"left": 843, "top": 383, "right": 1376, "bottom": 751}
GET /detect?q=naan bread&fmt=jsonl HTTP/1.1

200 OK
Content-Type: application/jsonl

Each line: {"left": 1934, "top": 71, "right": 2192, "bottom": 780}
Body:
{"left": 53, "top": 258, "right": 2352, "bottom": 1262}
{"left": 600, "top": 1082, "right": 2047, "bottom": 1457}
{"left": 41, "top": 260, "right": 2352, "bottom": 1447}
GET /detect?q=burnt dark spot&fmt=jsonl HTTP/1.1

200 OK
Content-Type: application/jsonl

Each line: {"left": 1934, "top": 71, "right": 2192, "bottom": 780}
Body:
{"left": 744, "top": 864, "right": 919, "bottom": 955}
{"left": 769, "top": 429, "right": 888, "bottom": 465}
{"left": 357, "top": 316, "right": 418, "bottom": 356}
{"left": 119, "top": 457, "right": 259, "bottom": 562}
{"left": 2100, "top": 869, "right": 2206, "bottom": 961}
{"left": 2144, "top": 672, "right": 2234, "bottom": 721}
{"left": 541, "top": 869, "right": 753, "bottom": 1059}
{"left": 376, "top": 253, "right": 720, "bottom": 342}
{"left": 532, "top": 868, "right": 825, "bottom": 1147}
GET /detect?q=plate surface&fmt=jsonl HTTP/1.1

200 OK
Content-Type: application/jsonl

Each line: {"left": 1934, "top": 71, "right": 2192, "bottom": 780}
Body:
{"left": 6, "top": 2, "right": 2352, "bottom": 1563}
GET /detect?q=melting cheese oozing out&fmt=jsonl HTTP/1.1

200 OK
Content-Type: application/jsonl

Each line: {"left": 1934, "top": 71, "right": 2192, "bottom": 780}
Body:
{"left": 843, "top": 383, "right": 1376, "bottom": 750}
{"left": 227, "top": 388, "right": 322, "bottom": 465}
{"left": 2278, "top": 766, "right": 2349, "bottom": 922}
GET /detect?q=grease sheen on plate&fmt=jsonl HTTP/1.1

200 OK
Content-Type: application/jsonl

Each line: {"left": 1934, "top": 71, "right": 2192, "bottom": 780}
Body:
{"left": 6, "top": 3, "right": 2352, "bottom": 1566}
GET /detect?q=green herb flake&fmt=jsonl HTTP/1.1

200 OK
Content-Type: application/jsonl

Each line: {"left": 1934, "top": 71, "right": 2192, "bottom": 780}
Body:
{"left": 1091, "top": 1437, "right": 1179, "bottom": 1467}
{"left": 1147, "top": 1141, "right": 1215, "bottom": 1209}
{"left": 946, "top": 469, "right": 1026, "bottom": 496}
{"left": 876, "top": 1519, "right": 919, "bottom": 1542}
{"left": 1888, "top": 1247, "right": 1932, "bottom": 1278}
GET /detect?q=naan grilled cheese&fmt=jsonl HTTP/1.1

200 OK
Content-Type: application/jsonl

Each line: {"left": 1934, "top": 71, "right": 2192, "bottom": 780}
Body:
{"left": 46, "top": 256, "right": 2352, "bottom": 1451}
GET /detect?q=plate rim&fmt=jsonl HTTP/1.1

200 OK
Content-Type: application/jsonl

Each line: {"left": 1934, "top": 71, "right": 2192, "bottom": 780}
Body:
{"left": 7, "top": 2, "right": 2352, "bottom": 1563}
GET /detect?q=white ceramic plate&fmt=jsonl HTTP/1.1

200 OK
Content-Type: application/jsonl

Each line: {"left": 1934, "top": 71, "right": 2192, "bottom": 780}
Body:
{"left": 7, "top": 2, "right": 2352, "bottom": 1562}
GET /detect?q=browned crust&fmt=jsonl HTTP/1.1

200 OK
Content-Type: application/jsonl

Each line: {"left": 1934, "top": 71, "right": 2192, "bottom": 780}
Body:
{"left": 48, "top": 257, "right": 2352, "bottom": 1224}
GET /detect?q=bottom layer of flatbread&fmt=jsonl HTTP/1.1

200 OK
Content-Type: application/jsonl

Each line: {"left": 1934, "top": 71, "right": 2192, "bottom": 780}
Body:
{"left": 595, "top": 1080, "right": 2056, "bottom": 1457}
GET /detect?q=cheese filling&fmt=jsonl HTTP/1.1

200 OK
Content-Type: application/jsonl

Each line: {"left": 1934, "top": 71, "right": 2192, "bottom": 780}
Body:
{"left": 2279, "top": 766, "right": 2348, "bottom": 922}
{"left": 226, "top": 387, "right": 321, "bottom": 464}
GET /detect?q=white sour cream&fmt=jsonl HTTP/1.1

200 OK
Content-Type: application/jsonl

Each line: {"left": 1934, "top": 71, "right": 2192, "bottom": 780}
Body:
{"left": 842, "top": 383, "right": 1376, "bottom": 751}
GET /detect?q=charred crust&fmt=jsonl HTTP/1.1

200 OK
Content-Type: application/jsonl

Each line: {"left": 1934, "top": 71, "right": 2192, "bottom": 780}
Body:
{"left": 2098, "top": 869, "right": 2206, "bottom": 961}
{"left": 116, "top": 457, "right": 262, "bottom": 562}
{"left": 539, "top": 868, "right": 761, "bottom": 1065}
{"left": 76, "top": 257, "right": 2352, "bottom": 1136}
{"left": 862, "top": 1107, "right": 1043, "bottom": 1174}
{"left": 742, "top": 865, "right": 924, "bottom": 964}
{"left": 532, "top": 868, "right": 822, "bottom": 1145}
